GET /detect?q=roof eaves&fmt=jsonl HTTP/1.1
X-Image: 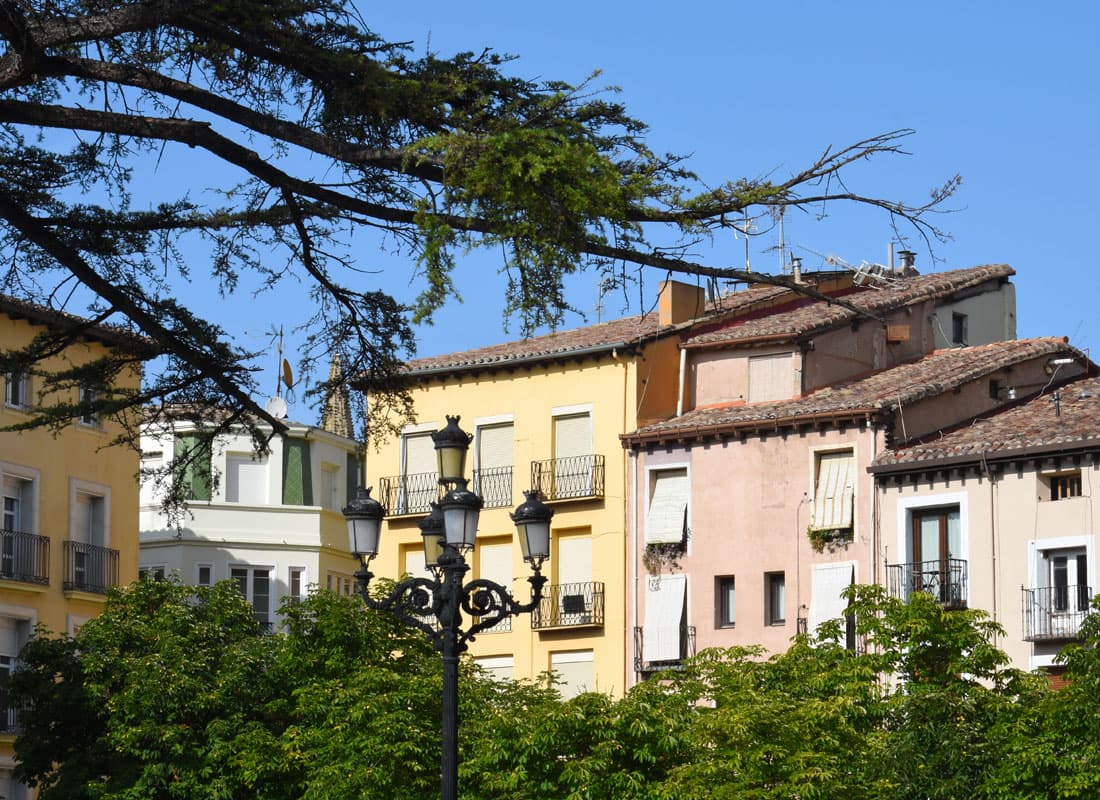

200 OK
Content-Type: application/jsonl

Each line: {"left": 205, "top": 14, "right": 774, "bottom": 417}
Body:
{"left": 406, "top": 339, "right": 636, "bottom": 378}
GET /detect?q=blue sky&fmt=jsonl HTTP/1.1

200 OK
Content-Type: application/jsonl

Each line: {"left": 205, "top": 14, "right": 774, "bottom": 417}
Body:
{"left": 184, "top": 3, "right": 1100, "bottom": 407}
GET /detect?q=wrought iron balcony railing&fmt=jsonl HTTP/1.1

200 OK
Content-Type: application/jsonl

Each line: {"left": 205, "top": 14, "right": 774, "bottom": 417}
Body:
{"left": 886, "top": 558, "right": 968, "bottom": 609}
{"left": 62, "top": 541, "right": 119, "bottom": 594}
{"left": 633, "top": 624, "right": 696, "bottom": 674}
{"left": 530, "top": 454, "right": 605, "bottom": 502}
{"left": 530, "top": 582, "right": 605, "bottom": 629}
{"left": 0, "top": 529, "right": 49, "bottom": 585}
{"left": 473, "top": 466, "right": 513, "bottom": 509}
{"left": 1023, "top": 584, "right": 1092, "bottom": 641}
{"left": 377, "top": 471, "right": 441, "bottom": 517}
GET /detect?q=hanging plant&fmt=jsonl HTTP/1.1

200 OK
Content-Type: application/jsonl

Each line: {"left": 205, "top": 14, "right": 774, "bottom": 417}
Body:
{"left": 807, "top": 526, "right": 851, "bottom": 553}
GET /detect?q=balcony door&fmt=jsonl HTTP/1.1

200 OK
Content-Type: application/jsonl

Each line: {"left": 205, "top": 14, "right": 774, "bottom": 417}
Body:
{"left": 552, "top": 412, "right": 592, "bottom": 498}
{"left": 910, "top": 506, "right": 961, "bottom": 603}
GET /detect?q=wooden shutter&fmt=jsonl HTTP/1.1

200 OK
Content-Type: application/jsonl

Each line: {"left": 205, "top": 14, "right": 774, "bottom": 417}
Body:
{"left": 643, "top": 574, "right": 686, "bottom": 662}
{"left": 747, "top": 353, "right": 793, "bottom": 402}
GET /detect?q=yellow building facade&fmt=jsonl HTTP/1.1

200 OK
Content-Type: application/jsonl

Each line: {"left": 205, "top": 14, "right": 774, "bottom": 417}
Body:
{"left": 363, "top": 282, "right": 712, "bottom": 696}
{"left": 0, "top": 297, "right": 142, "bottom": 798}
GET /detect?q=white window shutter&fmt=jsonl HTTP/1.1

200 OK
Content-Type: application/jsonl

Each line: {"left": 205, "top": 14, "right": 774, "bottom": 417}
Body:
{"left": 646, "top": 468, "right": 688, "bottom": 544}
{"left": 643, "top": 574, "right": 687, "bottom": 662}
{"left": 811, "top": 450, "right": 854, "bottom": 530}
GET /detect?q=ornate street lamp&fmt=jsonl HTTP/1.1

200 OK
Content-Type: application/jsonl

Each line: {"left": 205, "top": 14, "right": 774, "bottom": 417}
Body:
{"left": 345, "top": 416, "right": 554, "bottom": 800}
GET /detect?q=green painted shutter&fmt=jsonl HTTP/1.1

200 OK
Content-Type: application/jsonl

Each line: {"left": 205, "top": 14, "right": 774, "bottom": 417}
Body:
{"left": 346, "top": 452, "right": 360, "bottom": 504}
{"left": 282, "top": 439, "right": 313, "bottom": 506}
{"left": 176, "top": 434, "right": 211, "bottom": 501}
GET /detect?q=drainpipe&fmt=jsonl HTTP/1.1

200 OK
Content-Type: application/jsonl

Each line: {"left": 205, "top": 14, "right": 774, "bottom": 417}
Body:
{"left": 627, "top": 447, "right": 639, "bottom": 689}
{"left": 985, "top": 451, "right": 999, "bottom": 636}
{"left": 676, "top": 347, "right": 687, "bottom": 417}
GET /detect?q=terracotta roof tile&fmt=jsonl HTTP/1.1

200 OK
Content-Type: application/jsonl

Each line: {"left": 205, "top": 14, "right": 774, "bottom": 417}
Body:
{"left": 406, "top": 283, "right": 789, "bottom": 374}
{"left": 684, "top": 264, "right": 1014, "bottom": 347}
{"left": 625, "top": 337, "right": 1081, "bottom": 445}
{"left": 873, "top": 373, "right": 1100, "bottom": 469}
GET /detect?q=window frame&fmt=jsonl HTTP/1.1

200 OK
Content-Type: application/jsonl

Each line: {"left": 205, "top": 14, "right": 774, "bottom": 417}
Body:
{"left": 230, "top": 564, "right": 273, "bottom": 627}
{"left": 951, "top": 312, "right": 968, "bottom": 346}
{"left": 644, "top": 463, "right": 690, "bottom": 547}
{"left": 4, "top": 370, "right": 29, "bottom": 410}
{"left": 809, "top": 446, "right": 856, "bottom": 536}
{"left": 765, "top": 571, "right": 786, "bottom": 626}
{"left": 78, "top": 386, "right": 100, "bottom": 428}
{"left": 715, "top": 575, "right": 736, "bottom": 628}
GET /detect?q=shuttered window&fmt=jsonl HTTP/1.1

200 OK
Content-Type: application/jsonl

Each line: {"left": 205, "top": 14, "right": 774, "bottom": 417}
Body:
{"left": 477, "top": 424, "right": 513, "bottom": 470}
{"left": 403, "top": 432, "right": 436, "bottom": 476}
{"left": 747, "top": 352, "right": 793, "bottom": 402}
{"left": 811, "top": 450, "right": 855, "bottom": 531}
{"left": 807, "top": 562, "right": 856, "bottom": 635}
{"left": 72, "top": 492, "right": 105, "bottom": 546}
{"left": 554, "top": 413, "right": 591, "bottom": 460}
{"left": 550, "top": 650, "right": 594, "bottom": 699}
{"left": 643, "top": 574, "right": 686, "bottom": 662}
{"left": 646, "top": 468, "right": 688, "bottom": 545}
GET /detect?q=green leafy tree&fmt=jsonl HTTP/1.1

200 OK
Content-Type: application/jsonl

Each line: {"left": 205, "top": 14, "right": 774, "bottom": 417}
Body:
{"left": 0, "top": 0, "right": 957, "bottom": 454}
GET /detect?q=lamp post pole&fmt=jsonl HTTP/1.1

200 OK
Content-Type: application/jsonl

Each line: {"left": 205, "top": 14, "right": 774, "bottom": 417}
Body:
{"left": 344, "top": 416, "right": 553, "bottom": 800}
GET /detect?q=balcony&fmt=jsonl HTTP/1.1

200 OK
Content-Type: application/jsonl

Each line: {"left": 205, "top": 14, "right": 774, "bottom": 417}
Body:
{"left": 530, "top": 454, "right": 605, "bottom": 502}
{"left": 886, "top": 558, "right": 968, "bottom": 610}
{"left": 0, "top": 529, "right": 49, "bottom": 585}
{"left": 531, "top": 582, "right": 605, "bottom": 630}
{"left": 473, "top": 466, "right": 513, "bottom": 509}
{"left": 1023, "top": 584, "right": 1092, "bottom": 641}
{"left": 633, "top": 624, "right": 696, "bottom": 674}
{"left": 377, "top": 471, "right": 441, "bottom": 517}
{"left": 63, "top": 541, "right": 119, "bottom": 594}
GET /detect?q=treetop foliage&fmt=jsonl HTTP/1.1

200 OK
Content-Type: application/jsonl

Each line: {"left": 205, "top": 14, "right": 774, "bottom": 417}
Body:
{"left": 8, "top": 580, "right": 1100, "bottom": 800}
{"left": 0, "top": 0, "right": 957, "bottom": 449}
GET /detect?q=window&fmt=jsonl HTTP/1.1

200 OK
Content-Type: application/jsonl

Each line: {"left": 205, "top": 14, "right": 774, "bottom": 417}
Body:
{"left": 196, "top": 564, "right": 213, "bottom": 586}
{"left": 810, "top": 449, "right": 855, "bottom": 537}
{"left": 643, "top": 573, "right": 687, "bottom": 662}
{"left": 645, "top": 467, "right": 688, "bottom": 545}
{"left": 765, "top": 571, "right": 786, "bottom": 625}
{"left": 399, "top": 430, "right": 437, "bottom": 513}
{"left": 2, "top": 475, "right": 32, "bottom": 534}
{"left": 231, "top": 566, "right": 272, "bottom": 627}
{"left": 72, "top": 491, "right": 106, "bottom": 546}
{"left": 550, "top": 650, "right": 594, "bottom": 699}
{"left": 951, "top": 312, "right": 968, "bottom": 345}
{"left": 225, "top": 453, "right": 268, "bottom": 504}
{"left": 808, "top": 562, "right": 856, "bottom": 643}
{"left": 138, "top": 566, "right": 166, "bottom": 581}
{"left": 4, "top": 370, "right": 28, "bottom": 409}
{"left": 748, "top": 352, "right": 793, "bottom": 402}
{"left": 905, "top": 505, "right": 965, "bottom": 607}
{"left": 78, "top": 386, "right": 99, "bottom": 426}
{"left": 552, "top": 410, "right": 594, "bottom": 498}
{"left": 716, "top": 576, "right": 735, "bottom": 628}
{"left": 289, "top": 567, "right": 305, "bottom": 603}
{"left": 1047, "top": 549, "right": 1089, "bottom": 613}
{"left": 475, "top": 422, "right": 514, "bottom": 507}
{"left": 319, "top": 463, "right": 340, "bottom": 510}
{"left": 475, "top": 655, "right": 514, "bottom": 682}
{"left": 0, "top": 616, "right": 29, "bottom": 736}
{"left": 478, "top": 541, "right": 513, "bottom": 632}
{"left": 1048, "top": 471, "right": 1083, "bottom": 501}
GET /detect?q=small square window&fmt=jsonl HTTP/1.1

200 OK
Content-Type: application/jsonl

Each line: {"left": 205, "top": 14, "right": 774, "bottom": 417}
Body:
{"left": 1049, "top": 472, "right": 1083, "bottom": 501}
{"left": 765, "top": 571, "right": 786, "bottom": 625}
{"left": 716, "top": 576, "right": 735, "bottom": 628}
{"left": 196, "top": 564, "right": 213, "bottom": 586}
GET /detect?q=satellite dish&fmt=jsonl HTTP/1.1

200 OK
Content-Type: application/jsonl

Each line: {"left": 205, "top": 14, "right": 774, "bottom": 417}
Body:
{"left": 282, "top": 359, "right": 294, "bottom": 389}
{"left": 265, "top": 396, "right": 288, "bottom": 420}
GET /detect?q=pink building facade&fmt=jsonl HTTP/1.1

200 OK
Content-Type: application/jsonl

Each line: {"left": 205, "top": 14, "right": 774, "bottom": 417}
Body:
{"left": 618, "top": 264, "right": 1093, "bottom": 685}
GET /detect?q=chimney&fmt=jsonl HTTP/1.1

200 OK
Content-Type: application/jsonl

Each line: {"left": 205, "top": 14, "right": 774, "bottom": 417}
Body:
{"left": 897, "top": 250, "right": 916, "bottom": 270}
{"left": 658, "top": 280, "right": 707, "bottom": 326}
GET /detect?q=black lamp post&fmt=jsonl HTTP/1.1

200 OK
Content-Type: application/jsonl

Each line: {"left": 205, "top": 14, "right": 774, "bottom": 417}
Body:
{"left": 343, "top": 416, "right": 554, "bottom": 800}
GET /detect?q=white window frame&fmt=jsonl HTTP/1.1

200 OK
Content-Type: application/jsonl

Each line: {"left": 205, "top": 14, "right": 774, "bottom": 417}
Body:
{"left": 288, "top": 566, "right": 307, "bottom": 603}
{"left": 77, "top": 386, "right": 100, "bottom": 428}
{"left": 69, "top": 478, "right": 111, "bottom": 547}
{"left": 196, "top": 563, "right": 214, "bottom": 586}
{"left": 0, "top": 463, "right": 38, "bottom": 536}
{"left": 1028, "top": 534, "right": 1094, "bottom": 669}
{"left": 4, "top": 370, "right": 29, "bottom": 409}
{"left": 895, "top": 492, "right": 970, "bottom": 567}
{"left": 644, "top": 463, "right": 690, "bottom": 546}
{"left": 319, "top": 461, "right": 341, "bottom": 511}
{"left": 808, "top": 445, "right": 856, "bottom": 533}
{"left": 230, "top": 564, "right": 274, "bottom": 626}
